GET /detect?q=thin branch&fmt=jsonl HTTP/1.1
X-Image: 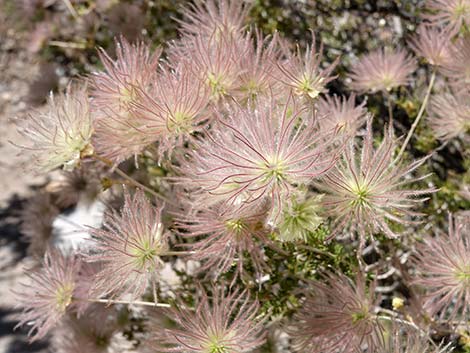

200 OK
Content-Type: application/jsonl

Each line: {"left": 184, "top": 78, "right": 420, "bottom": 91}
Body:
{"left": 61, "top": 0, "right": 80, "bottom": 20}
{"left": 295, "top": 244, "right": 337, "bottom": 259}
{"left": 86, "top": 298, "right": 171, "bottom": 308}
{"left": 387, "top": 93, "right": 394, "bottom": 132}
{"left": 395, "top": 70, "right": 437, "bottom": 162}
{"left": 377, "top": 313, "right": 443, "bottom": 350}
{"left": 48, "top": 41, "right": 86, "bottom": 49}
{"left": 377, "top": 314, "right": 419, "bottom": 329}
{"left": 86, "top": 298, "right": 198, "bottom": 311}
{"left": 93, "top": 154, "right": 172, "bottom": 204}
{"left": 161, "top": 251, "right": 195, "bottom": 256}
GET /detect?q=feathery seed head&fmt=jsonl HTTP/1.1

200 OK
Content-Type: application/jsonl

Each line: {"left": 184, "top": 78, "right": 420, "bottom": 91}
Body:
{"left": 277, "top": 38, "right": 338, "bottom": 101}
{"left": 289, "top": 272, "right": 382, "bottom": 353}
{"left": 91, "top": 110, "right": 157, "bottom": 164}
{"left": 233, "top": 32, "right": 282, "bottom": 103}
{"left": 316, "top": 94, "right": 368, "bottom": 136}
{"left": 91, "top": 37, "right": 160, "bottom": 114}
{"left": 275, "top": 192, "right": 324, "bottom": 243}
{"left": 316, "top": 120, "right": 436, "bottom": 242}
{"left": 408, "top": 24, "right": 451, "bottom": 67}
{"left": 150, "top": 286, "right": 266, "bottom": 353}
{"left": 15, "top": 250, "right": 82, "bottom": 341}
{"left": 132, "top": 63, "right": 211, "bottom": 156}
{"left": 428, "top": 89, "right": 470, "bottom": 141}
{"left": 88, "top": 189, "right": 168, "bottom": 300}
{"left": 178, "top": 0, "right": 250, "bottom": 41}
{"left": 51, "top": 306, "right": 119, "bottom": 353}
{"left": 182, "top": 96, "right": 338, "bottom": 215}
{"left": 18, "top": 85, "right": 93, "bottom": 172}
{"left": 414, "top": 215, "right": 470, "bottom": 320}
{"left": 91, "top": 37, "right": 161, "bottom": 163}
{"left": 424, "top": 0, "right": 470, "bottom": 36}
{"left": 440, "top": 35, "right": 470, "bottom": 91}
{"left": 348, "top": 48, "right": 416, "bottom": 93}
{"left": 176, "top": 201, "right": 269, "bottom": 282}
{"left": 169, "top": 33, "right": 244, "bottom": 102}
{"left": 375, "top": 323, "right": 451, "bottom": 353}
{"left": 46, "top": 163, "right": 107, "bottom": 208}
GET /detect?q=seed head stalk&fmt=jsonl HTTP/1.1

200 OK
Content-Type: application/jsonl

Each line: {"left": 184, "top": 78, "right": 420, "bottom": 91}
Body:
{"left": 92, "top": 153, "right": 172, "bottom": 204}
{"left": 86, "top": 298, "right": 171, "bottom": 308}
{"left": 85, "top": 297, "right": 196, "bottom": 312}
{"left": 386, "top": 92, "right": 394, "bottom": 133}
{"left": 395, "top": 70, "right": 437, "bottom": 162}
{"left": 376, "top": 311, "right": 442, "bottom": 350}
{"left": 61, "top": 0, "right": 79, "bottom": 20}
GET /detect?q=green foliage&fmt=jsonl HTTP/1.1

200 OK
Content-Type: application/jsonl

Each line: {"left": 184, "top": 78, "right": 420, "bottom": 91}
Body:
{"left": 258, "top": 225, "right": 356, "bottom": 320}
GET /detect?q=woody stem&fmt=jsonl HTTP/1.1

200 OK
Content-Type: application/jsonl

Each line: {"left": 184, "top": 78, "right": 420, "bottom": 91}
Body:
{"left": 93, "top": 154, "right": 170, "bottom": 204}
{"left": 86, "top": 298, "right": 170, "bottom": 308}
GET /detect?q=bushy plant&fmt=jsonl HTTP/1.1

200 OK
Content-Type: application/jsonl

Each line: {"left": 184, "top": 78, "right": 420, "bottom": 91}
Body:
{"left": 12, "top": 0, "right": 470, "bottom": 352}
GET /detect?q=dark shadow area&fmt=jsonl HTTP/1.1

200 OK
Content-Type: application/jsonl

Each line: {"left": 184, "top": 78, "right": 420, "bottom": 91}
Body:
{"left": 0, "top": 194, "right": 29, "bottom": 263}
{"left": 0, "top": 194, "right": 50, "bottom": 352}
{"left": 0, "top": 308, "right": 48, "bottom": 353}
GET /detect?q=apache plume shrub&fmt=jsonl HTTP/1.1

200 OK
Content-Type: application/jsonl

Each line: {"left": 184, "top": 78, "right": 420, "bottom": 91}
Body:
{"left": 12, "top": 0, "right": 470, "bottom": 352}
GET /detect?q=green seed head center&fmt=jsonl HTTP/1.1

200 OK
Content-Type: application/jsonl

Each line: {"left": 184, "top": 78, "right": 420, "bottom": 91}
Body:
{"left": 261, "top": 157, "right": 287, "bottom": 183}
{"left": 119, "top": 85, "right": 138, "bottom": 108}
{"left": 350, "top": 181, "right": 371, "bottom": 207}
{"left": 203, "top": 331, "right": 232, "bottom": 353}
{"left": 456, "top": 266, "right": 470, "bottom": 286}
{"left": 351, "top": 310, "right": 368, "bottom": 324}
{"left": 454, "top": 3, "right": 469, "bottom": 18}
{"left": 131, "top": 239, "right": 160, "bottom": 270}
{"left": 207, "top": 344, "right": 229, "bottom": 353}
{"left": 351, "top": 303, "right": 371, "bottom": 324}
{"left": 55, "top": 283, "right": 74, "bottom": 312}
{"left": 241, "top": 79, "right": 263, "bottom": 99}
{"left": 207, "top": 72, "right": 227, "bottom": 98}
{"left": 295, "top": 74, "right": 323, "bottom": 99}
{"left": 226, "top": 219, "right": 247, "bottom": 238}
{"left": 167, "top": 111, "right": 193, "bottom": 135}
{"left": 379, "top": 74, "right": 395, "bottom": 91}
